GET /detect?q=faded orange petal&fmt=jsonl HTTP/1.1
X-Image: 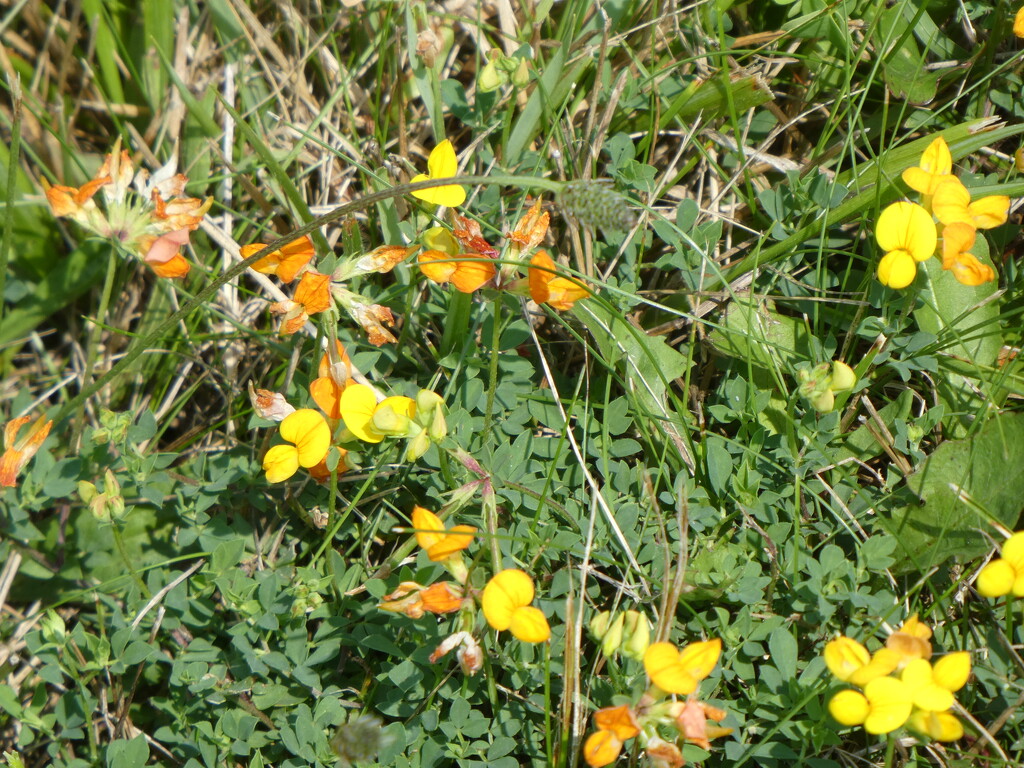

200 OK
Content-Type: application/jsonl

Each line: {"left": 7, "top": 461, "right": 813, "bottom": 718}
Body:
{"left": 318, "top": 340, "right": 352, "bottom": 383}
{"left": 245, "top": 236, "right": 316, "bottom": 283}
{"left": 45, "top": 185, "right": 83, "bottom": 217}
{"left": 358, "top": 245, "right": 418, "bottom": 274}
{"left": 349, "top": 302, "right": 396, "bottom": 346}
{"left": 0, "top": 416, "right": 53, "bottom": 488}
{"left": 508, "top": 199, "right": 550, "bottom": 251}
{"left": 453, "top": 216, "right": 499, "bottom": 257}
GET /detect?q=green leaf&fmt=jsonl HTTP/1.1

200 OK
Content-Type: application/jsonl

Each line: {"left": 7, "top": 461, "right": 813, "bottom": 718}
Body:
{"left": 882, "top": 412, "right": 1024, "bottom": 572}
{"left": 874, "top": 6, "right": 940, "bottom": 105}
{"left": 768, "top": 626, "right": 798, "bottom": 680}
{"left": 105, "top": 735, "right": 148, "bottom": 768}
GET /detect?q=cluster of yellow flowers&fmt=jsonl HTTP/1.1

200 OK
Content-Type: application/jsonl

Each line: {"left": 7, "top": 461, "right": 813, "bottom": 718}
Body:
{"left": 251, "top": 341, "right": 447, "bottom": 483}
{"left": 377, "top": 505, "right": 549, "bottom": 675}
{"left": 875, "top": 136, "right": 1009, "bottom": 289}
{"left": 583, "top": 638, "right": 730, "bottom": 767}
{"left": 825, "top": 615, "right": 971, "bottom": 742}
{"left": 44, "top": 139, "right": 213, "bottom": 278}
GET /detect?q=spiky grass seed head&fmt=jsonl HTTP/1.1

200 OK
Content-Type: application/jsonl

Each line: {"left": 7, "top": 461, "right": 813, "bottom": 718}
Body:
{"left": 557, "top": 181, "right": 636, "bottom": 233}
{"left": 331, "top": 714, "right": 391, "bottom": 766}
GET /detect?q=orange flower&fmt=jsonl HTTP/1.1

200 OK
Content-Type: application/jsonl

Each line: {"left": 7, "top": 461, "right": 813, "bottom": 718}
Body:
{"left": 310, "top": 341, "right": 352, "bottom": 419}
{"left": 141, "top": 228, "right": 191, "bottom": 278}
{"left": 269, "top": 271, "right": 332, "bottom": 334}
{"left": 672, "top": 699, "right": 732, "bottom": 750}
{"left": 411, "top": 505, "right": 476, "bottom": 562}
{"left": 418, "top": 250, "right": 496, "bottom": 293}
{"left": 44, "top": 175, "right": 110, "bottom": 220}
{"left": 529, "top": 250, "right": 590, "bottom": 311}
{"left": 583, "top": 730, "right": 622, "bottom": 768}
{"left": 352, "top": 244, "right": 418, "bottom": 275}
{"left": 593, "top": 705, "right": 640, "bottom": 741}
{"left": 150, "top": 189, "right": 213, "bottom": 232}
{"left": 0, "top": 415, "right": 53, "bottom": 487}
{"left": 419, "top": 582, "right": 465, "bottom": 613}
{"left": 241, "top": 235, "right": 315, "bottom": 283}
{"left": 940, "top": 222, "right": 995, "bottom": 286}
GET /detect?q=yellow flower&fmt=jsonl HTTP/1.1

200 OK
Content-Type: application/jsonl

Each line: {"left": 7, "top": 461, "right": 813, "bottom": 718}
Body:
{"left": 908, "top": 710, "right": 964, "bottom": 741}
{"left": 338, "top": 384, "right": 416, "bottom": 443}
{"left": 932, "top": 177, "right": 1009, "bottom": 229}
{"left": 583, "top": 730, "right": 622, "bottom": 768}
{"left": 262, "top": 409, "right": 332, "bottom": 483}
{"left": 900, "top": 659, "right": 956, "bottom": 712}
{"left": 529, "top": 250, "right": 590, "bottom": 310}
{"left": 886, "top": 614, "right": 932, "bottom": 664}
{"left": 902, "top": 137, "right": 952, "bottom": 196}
{"left": 977, "top": 531, "right": 1024, "bottom": 597}
{"left": 410, "top": 139, "right": 467, "bottom": 207}
{"left": 875, "top": 201, "right": 937, "bottom": 289}
{"left": 241, "top": 235, "right": 315, "bottom": 283}
{"left": 829, "top": 676, "right": 913, "bottom": 734}
{"left": 0, "top": 415, "right": 53, "bottom": 488}
{"left": 481, "top": 569, "right": 550, "bottom": 643}
{"left": 1015, "top": 6, "right": 1024, "bottom": 37}
{"left": 940, "top": 222, "right": 995, "bottom": 286}
{"left": 643, "top": 638, "right": 721, "bottom": 695}
{"left": 824, "top": 636, "right": 871, "bottom": 682}
{"left": 410, "top": 505, "right": 476, "bottom": 562}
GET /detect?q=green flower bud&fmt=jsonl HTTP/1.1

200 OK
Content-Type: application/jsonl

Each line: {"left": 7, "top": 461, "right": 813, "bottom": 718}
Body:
{"left": 406, "top": 430, "right": 431, "bottom": 462}
{"left": 589, "top": 610, "right": 613, "bottom": 640}
{"left": 601, "top": 612, "right": 626, "bottom": 657}
{"left": 621, "top": 610, "right": 650, "bottom": 661}
{"left": 478, "top": 58, "right": 505, "bottom": 93}
{"left": 830, "top": 361, "right": 856, "bottom": 392}
{"left": 422, "top": 226, "right": 460, "bottom": 256}
{"left": 511, "top": 57, "right": 530, "bottom": 88}
{"left": 78, "top": 480, "right": 98, "bottom": 504}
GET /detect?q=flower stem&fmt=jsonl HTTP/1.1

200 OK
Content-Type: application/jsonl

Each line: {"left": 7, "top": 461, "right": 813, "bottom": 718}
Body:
{"left": 111, "top": 520, "right": 151, "bottom": 599}
{"left": 483, "top": 295, "right": 502, "bottom": 437}
{"left": 883, "top": 734, "right": 895, "bottom": 768}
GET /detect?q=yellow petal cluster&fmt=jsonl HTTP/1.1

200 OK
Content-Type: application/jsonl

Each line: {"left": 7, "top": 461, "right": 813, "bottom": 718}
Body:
{"left": 481, "top": 569, "right": 550, "bottom": 643}
{"left": 411, "top": 505, "right": 476, "bottom": 562}
{"left": 824, "top": 616, "right": 970, "bottom": 743}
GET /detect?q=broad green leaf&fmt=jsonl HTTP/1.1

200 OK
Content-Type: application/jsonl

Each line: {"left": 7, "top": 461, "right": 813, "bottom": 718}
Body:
{"left": 882, "top": 412, "right": 1024, "bottom": 573}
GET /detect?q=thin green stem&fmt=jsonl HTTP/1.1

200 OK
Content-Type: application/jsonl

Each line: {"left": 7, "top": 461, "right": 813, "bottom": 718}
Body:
{"left": 51, "top": 173, "right": 563, "bottom": 426}
{"left": 0, "top": 74, "right": 22, "bottom": 336}
{"left": 111, "top": 521, "right": 151, "bottom": 599}
{"left": 883, "top": 733, "right": 895, "bottom": 768}
{"left": 78, "top": 248, "right": 119, "bottom": 430}
{"left": 483, "top": 296, "right": 502, "bottom": 437}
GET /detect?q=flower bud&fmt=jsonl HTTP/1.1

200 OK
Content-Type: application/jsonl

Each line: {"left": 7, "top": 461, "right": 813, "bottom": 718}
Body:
{"left": 621, "top": 610, "right": 650, "bottom": 661}
{"left": 511, "top": 57, "right": 530, "bottom": 88}
{"left": 589, "top": 610, "right": 613, "bottom": 640}
{"left": 601, "top": 612, "right": 626, "bottom": 657}
{"left": 830, "top": 361, "right": 857, "bottom": 392}
{"left": 478, "top": 57, "right": 505, "bottom": 92}
{"left": 405, "top": 429, "right": 431, "bottom": 462}
{"left": 422, "top": 226, "right": 460, "bottom": 255}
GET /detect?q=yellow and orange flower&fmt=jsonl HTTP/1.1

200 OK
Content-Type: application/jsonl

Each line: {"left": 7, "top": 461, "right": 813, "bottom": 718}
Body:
{"left": 262, "top": 409, "right": 331, "bottom": 483}
{"left": 242, "top": 235, "right": 316, "bottom": 283}
{"left": 411, "top": 505, "right": 476, "bottom": 562}
{"left": 643, "top": 638, "right": 721, "bottom": 695}
{"left": 310, "top": 341, "right": 353, "bottom": 420}
{"left": 529, "top": 250, "right": 590, "bottom": 310}
{"left": 269, "top": 271, "right": 333, "bottom": 335}
{"left": 0, "top": 415, "right": 53, "bottom": 488}
{"left": 418, "top": 250, "right": 496, "bottom": 293}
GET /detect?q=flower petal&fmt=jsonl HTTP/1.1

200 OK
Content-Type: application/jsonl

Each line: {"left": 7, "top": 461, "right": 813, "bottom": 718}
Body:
{"left": 583, "top": 730, "right": 622, "bottom": 768}
{"left": 509, "top": 605, "right": 550, "bottom": 643}
{"left": 412, "top": 505, "right": 445, "bottom": 552}
{"left": 828, "top": 690, "right": 869, "bottom": 726}
{"left": 263, "top": 444, "right": 300, "bottom": 483}
{"left": 977, "top": 558, "right": 1014, "bottom": 597}
{"left": 876, "top": 201, "right": 937, "bottom": 260}
{"left": 339, "top": 384, "right": 384, "bottom": 443}
{"left": 279, "top": 409, "right": 331, "bottom": 467}
{"left": 877, "top": 250, "right": 917, "bottom": 289}
{"left": 824, "top": 636, "right": 871, "bottom": 682}
{"left": 932, "top": 652, "right": 971, "bottom": 692}
{"left": 862, "top": 676, "right": 913, "bottom": 734}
